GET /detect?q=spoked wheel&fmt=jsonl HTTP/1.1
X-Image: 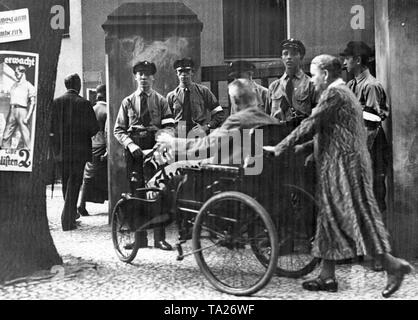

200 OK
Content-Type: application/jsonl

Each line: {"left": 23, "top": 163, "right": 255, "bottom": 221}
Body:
{"left": 192, "top": 191, "right": 279, "bottom": 296}
{"left": 252, "top": 185, "right": 320, "bottom": 278}
{"left": 111, "top": 199, "right": 140, "bottom": 263}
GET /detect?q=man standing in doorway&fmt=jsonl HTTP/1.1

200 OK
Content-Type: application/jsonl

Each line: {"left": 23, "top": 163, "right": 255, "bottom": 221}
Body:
{"left": 167, "top": 57, "right": 225, "bottom": 136}
{"left": 228, "top": 60, "right": 268, "bottom": 115}
{"left": 114, "top": 61, "right": 175, "bottom": 251}
{"left": 50, "top": 73, "right": 99, "bottom": 231}
{"left": 1, "top": 65, "right": 36, "bottom": 150}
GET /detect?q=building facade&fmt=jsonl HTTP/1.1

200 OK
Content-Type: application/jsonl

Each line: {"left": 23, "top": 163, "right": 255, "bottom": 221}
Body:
{"left": 54, "top": 0, "right": 418, "bottom": 258}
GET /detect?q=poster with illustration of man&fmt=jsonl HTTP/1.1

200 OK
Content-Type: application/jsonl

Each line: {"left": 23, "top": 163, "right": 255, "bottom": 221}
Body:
{"left": 0, "top": 51, "right": 38, "bottom": 172}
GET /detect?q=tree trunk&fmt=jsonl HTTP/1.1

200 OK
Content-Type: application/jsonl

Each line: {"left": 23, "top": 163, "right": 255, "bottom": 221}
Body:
{"left": 0, "top": 0, "right": 65, "bottom": 282}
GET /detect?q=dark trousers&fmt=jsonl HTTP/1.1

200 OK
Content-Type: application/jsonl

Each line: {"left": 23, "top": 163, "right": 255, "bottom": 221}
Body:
{"left": 61, "top": 161, "right": 85, "bottom": 231}
{"left": 125, "top": 145, "right": 166, "bottom": 243}
{"left": 368, "top": 127, "right": 390, "bottom": 214}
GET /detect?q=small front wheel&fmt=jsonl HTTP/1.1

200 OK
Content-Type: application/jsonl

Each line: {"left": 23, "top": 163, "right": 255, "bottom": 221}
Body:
{"left": 193, "top": 191, "right": 279, "bottom": 296}
{"left": 111, "top": 199, "right": 140, "bottom": 263}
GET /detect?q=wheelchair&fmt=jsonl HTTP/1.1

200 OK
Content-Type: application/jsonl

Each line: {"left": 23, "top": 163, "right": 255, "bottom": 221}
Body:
{"left": 111, "top": 124, "right": 319, "bottom": 296}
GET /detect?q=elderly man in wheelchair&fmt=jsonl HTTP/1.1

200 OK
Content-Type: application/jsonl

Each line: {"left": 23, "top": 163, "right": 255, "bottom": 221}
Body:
{"left": 153, "top": 78, "right": 317, "bottom": 269}
{"left": 153, "top": 78, "right": 316, "bottom": 238}
{"left": 143, "top": 79, "right": 277, "bottom": 240}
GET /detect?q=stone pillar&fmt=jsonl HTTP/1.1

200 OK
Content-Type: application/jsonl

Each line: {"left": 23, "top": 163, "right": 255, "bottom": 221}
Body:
{"left": 103, "top": 2, "right": 203, "bottom": 218}
{"left": 375, "top": 0, "right": 418, "bottom": 257}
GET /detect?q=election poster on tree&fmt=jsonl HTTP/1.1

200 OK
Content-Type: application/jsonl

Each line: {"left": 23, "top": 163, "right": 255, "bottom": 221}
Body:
{"left": 0, "top": 50, "right": 39, "bottom": 172}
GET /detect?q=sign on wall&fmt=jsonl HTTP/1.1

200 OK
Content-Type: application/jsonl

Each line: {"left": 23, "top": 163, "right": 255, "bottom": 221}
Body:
{"left": 0, "top": 51, "right": 39, "bottom": 172}
{"left": 0, "top": 8, "right": 31, "bottom": 43}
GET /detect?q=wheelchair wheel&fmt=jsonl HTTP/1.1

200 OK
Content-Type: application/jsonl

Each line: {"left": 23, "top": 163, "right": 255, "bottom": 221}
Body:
{"left": 192, "top": 191, "right": 279, "bottom": 296}
{"left": 111, "top": 199, "right": 140, "bottom": 263}
{"left": 251, "top": 185, "right": 320, "bottom": 278}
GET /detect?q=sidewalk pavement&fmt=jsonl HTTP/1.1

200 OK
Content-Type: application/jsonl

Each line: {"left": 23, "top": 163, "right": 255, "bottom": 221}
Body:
{"left": 0, "top": 185, "right": 417, "bottom": 300}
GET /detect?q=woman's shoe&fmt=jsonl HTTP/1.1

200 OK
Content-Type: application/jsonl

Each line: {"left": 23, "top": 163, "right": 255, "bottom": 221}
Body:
{"left": 382, "top": 260, "right": 414, "bottom": 298}
{"left": 302, "top": 277, "right": 338, "bottom": 292}
{"left": 77, "top": 206, "right": 90, "bottom": 216}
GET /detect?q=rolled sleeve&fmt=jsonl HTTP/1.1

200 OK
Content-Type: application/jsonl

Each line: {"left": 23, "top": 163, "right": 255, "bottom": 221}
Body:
{"left": 365, "top": 84, "right": 389, "bottom": 120}
{"left": 113, "top": 99, "right": 133, "bottom": 149}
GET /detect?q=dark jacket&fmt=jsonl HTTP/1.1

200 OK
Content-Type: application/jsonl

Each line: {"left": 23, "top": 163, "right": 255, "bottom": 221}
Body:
{"left": 50, "top": 90, "right": 99, "bottom": 164}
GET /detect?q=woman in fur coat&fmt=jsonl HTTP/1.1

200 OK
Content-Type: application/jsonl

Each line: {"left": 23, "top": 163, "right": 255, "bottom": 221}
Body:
{"left": 264, "top": 54, "right": 413, "bottom": 298}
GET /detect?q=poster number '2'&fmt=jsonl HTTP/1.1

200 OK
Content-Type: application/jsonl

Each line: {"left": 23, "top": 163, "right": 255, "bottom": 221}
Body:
{"left": 50, "top": 265, "right": 65, "bottom": 280}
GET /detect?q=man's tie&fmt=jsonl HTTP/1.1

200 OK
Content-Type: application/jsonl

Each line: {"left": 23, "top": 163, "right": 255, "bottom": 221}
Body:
{"left": 140, "top": 92, "right": 151, "bottom": 127}
{"left": 183, "top": 88, "right": 193, "bottom": 132}
{"left": 350, "top": 80, "right": 358, "bottom": 94}
{"left": 286, "top": 76, "right": 294, "bottom": 108}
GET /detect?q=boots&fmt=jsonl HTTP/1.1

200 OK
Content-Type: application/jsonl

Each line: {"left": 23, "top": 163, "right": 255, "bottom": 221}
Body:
{"left": 77, "top": 182, "right": 90, "bottom": 216}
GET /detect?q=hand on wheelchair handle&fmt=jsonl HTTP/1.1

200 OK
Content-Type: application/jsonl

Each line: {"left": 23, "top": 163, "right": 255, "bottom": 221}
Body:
{"left": 262, "top": 146, "right": 276, "bottom": 154}
{"left": 128, "top": 143, "right": 144, "bottom": 159}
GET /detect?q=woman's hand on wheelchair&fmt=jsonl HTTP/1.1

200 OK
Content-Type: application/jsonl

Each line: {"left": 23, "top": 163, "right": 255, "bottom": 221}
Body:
{"left": 262, "top": 146, "right": 275, "bottom": 154}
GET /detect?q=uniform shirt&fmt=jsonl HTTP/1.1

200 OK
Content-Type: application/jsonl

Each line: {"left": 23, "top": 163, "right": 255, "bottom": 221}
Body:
{"left": 166, "top": 82, "right": 225, "bottom": 132}
{"left": 347, "top": 68, "right": 389, "bottom": 120}
{"left": 230, "top": 80, "right": 268, "bottom": 115}
{"left": 174, "top": 106, "right": 278, "bottom": 165}
{"left": 9, "top": 79, "right": 36, "bottom": 107}
{"left": 266, "top": 69, "right": 317, "bottom": 121}
{"left": 114, "top": 89, "right": 174, "bottom": 149}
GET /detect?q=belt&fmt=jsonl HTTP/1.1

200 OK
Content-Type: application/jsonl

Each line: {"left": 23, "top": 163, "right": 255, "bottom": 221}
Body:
{"left": 129, "top": 130, "right": 150, "bottom": 138}
{"left": 11, "top": 104, "right": 26, "bottom": 108}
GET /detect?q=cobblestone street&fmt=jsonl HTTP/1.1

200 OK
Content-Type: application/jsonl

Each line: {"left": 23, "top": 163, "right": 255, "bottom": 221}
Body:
{"left": 0, "top": 185, "right": 417, "bottom": 300}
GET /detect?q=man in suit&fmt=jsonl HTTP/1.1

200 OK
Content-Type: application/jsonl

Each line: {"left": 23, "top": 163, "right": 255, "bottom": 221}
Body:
{"left": 50, "top": 73, "right": 99, "bottom": 231}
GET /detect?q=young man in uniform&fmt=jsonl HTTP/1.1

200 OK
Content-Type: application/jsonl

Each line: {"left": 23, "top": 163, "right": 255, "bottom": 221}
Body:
{"left": 114, "top": 61, "right": 175, "bottom": 251}
{"left": 228, "top": 60, "right": 268, "bottom": 115}
{"left": 267, "top": 39, "right": 318, "bottom": 209}
{"left": 341, "top": 41, "right": 391, "bottom": 271}
{"left": 267, "top": 39, "right": 317, "bottom": 127}
{"left": 167, "top": 57, "right": 225, "bottom": 136}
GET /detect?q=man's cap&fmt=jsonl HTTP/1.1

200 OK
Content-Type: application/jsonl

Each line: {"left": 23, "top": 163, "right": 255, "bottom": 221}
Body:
{"left": 173, "top": 57, "right": 195, "bottom": 71}
{"left": 228, "top": 60, "right": 256, "bottom": 78}
{"left": 96, "top": 84, "right": 106, "bottom": 97}
{"left": 280, "top": 38, "right": 306, "bottom": 57}
{"left": 340, "top": 41, "right": 373, "bottom": 59}
{"left": 133, "top": 61, "right": 156, "bottom": 75}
